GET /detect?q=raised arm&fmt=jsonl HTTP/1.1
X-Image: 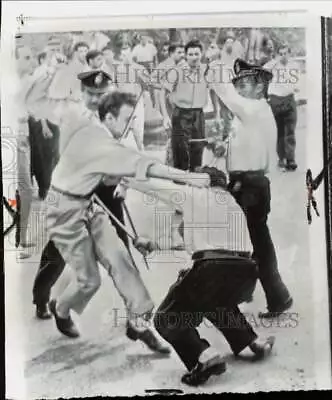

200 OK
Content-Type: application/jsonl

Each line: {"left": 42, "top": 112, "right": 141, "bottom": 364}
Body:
{"left": 207, "top": 76, "right": 248, "bottom": 122}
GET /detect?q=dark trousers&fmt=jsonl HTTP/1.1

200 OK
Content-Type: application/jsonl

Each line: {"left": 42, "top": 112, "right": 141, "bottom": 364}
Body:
{"left": 228, "top": 171, "right": 291, "bottom": 310}
{"left": 32, "top": 184, "right": 129, "bottom": 306}
{"left": 28, "top": 117, "right": 60, "bottom": 199}
{"left": 171, "top": 106, "right": 205, "bottom": 172}
{"left": 154, "top": 257, "right": 258, "bottom": 371}
{"left": 269, "top": 94, "right": 297, "bottom": 163}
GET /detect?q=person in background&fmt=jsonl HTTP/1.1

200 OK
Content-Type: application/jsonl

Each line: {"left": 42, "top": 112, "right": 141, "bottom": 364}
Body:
{"left": 160, "top": 39, "right": 215, "bottom": 172}
{"left": 48, "top": 41, "right": 89, "bottom": 106}
{"left": 14, "top": 45, "right": 38, "bottom": 258}
{"left": 86, "top": 49, "right": 105, "bottom": 70}
{"left": 265, "top": 43, "right": 300, "bottom": 171}
{"left": 258, "top": 37, "right": 275, "bottom": 66}
{"left": 204, "top": 41, "right": 221, "bottom": 64}
{"left": 87, "top": 31, "right": 111, "bottom": 51}
{"left": 132, "top": 33, "right": 158, "bottom": 107}
{"left": 205, "top": 40, "right": 233, "bottom": 140}
{"left": 220, "top": 31, "right": 242, "bottom": 68}
{"left": 26, "top": 45, "right": 64, "bottom": 202}
{"left": 158, "top": 41, "right": 170, "bottom": 63}
{"left": 132, "top": 33, "right": 158, "bottom": 73}
{"left": 160, "top": 39, "right": 217, "bottom": 250}
{"left": 108, "top": 33, "right": 149, "bottom": 151}
{"left": 153, "top": 42, "right": 185, "bottom": 120}
{"left": 101, "top": 44, "right": 114, "bottom": 72}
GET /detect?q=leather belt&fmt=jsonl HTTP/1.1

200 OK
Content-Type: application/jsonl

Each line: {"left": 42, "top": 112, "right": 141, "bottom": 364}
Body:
{"left": 192, "top": 248, "right": 252, "bottom": 262}
{"left": 51, "top": 185, "right": 93, "bottom": 200}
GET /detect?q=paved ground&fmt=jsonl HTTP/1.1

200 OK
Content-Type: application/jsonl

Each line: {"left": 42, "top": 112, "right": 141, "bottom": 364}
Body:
{"left": 4, "top": 105, "right": 332, "bottom": 398}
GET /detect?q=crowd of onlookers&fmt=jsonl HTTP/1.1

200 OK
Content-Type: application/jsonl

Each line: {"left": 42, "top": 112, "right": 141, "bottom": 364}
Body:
{"left": 19, "top": 28, "right": 296, "bottom": 80}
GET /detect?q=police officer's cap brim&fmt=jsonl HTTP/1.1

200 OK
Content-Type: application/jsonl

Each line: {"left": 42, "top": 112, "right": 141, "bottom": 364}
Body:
{"left": 84, "top": 86, "right": 110, "bottom": 94}
{"left": 232, "top": 58, "right": 273, "bottom": 85}
{"left": 77, "top": 70, "right": 112, "bottom": 82}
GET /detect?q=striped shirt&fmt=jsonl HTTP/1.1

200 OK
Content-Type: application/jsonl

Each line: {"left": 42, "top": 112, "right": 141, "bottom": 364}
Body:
{"left": 162, "top": 62, "right": 210, "bottom": 109}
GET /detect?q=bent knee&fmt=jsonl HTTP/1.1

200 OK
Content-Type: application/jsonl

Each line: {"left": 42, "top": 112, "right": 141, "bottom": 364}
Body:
{"left": 77, "top": 274, "right": 101, "bottom": 294}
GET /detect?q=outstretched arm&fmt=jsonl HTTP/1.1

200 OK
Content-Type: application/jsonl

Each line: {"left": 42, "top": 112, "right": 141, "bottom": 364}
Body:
{"left": 98, "top": 135, "right": 211, "bottom": 189}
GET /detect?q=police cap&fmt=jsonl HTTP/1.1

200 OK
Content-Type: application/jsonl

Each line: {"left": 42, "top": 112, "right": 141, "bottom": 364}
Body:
{"left": 232, "top": 58, "right": 273, "bottom": 85}
{"left": 77, "top": 70, "right": 112, "bottom": 94}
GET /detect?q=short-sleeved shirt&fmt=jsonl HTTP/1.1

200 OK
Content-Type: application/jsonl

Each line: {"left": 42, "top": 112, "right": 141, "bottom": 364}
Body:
{"left": 150, "top": 57, "right": 176, "bottom": 87}
{"left": 264, "top": 58, "right": 300, "bottom": 97}
{"left": 48, "top": 58, "right": 88, "bottom": 103}
{"left": 207, "top": 71, "right": 277, "bottom": 173}
{"left": 162, "top": 61, "right": 210, "bottom": 109}
{"left": 132, "top": 43, "right": 157, "bottom": 63}
{"left": 111, "top": 60, "right": 147, "bottom": 97}
{"left": 25, "top": 64, "right": 58, "bottom": 122}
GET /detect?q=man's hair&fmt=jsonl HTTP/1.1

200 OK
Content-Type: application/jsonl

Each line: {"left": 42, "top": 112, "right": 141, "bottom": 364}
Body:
{"left": 73, "top": 41, "right": 89, "bottom": 53}
{"left": 161, "top": 41, "right": 170, "bottom": 49}
{"left": 86, "top": 50, "right": 103, "bottom": 65}
{"left": 168, "top": 42, "right": 184, "bottom": 55}
{"left": 185, "top": 39, "right": 203, "bottom": 53}
{"left": 98, "top": 91, "right": 137, "bottom": 121}
{"left": 38, "top": 51, "right": 47, "bottom": 65}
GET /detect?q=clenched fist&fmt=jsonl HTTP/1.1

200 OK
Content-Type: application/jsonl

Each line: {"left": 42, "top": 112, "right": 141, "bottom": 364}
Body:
{"left": 133, "top": 236, "right": 160, "bottom": 256}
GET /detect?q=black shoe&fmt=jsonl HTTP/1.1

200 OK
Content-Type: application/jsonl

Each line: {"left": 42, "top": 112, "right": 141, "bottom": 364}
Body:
{"left": 126, "top": 323, "right": 171, "bottom": 355}
{"left": 250, "top": 336, "right": 276, "bottom": 361}
{"left": 49, "top": 299, "right": 80, "bottom": 338}
{"left": 258, "top": 297, "right": 293, "bottom": 319}
{"left": 181, "top": 356, "right": 227, "bottom": 386}
{"left": 285, "top": 160, "right": 297, "bottom": 171}
{"left": 35, "top": 303, "right": 52, "bottom": 320}
{"left": 278, "top": 159, "right": 286, "bottom": 171}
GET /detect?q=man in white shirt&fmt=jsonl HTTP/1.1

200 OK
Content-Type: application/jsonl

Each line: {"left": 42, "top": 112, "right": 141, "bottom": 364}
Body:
{"left": 153, "top": 42, "right": 185, "bottom": 119}
{"left": 32, "top": 71, "right": 127, "bottom": 320}
{"left": 48, "top": 41, "right": 89, "bottom": 105}
{"left": 124, "top": 171, "right": 275, "bottom": 386}
{"left": 43, "top": 79, "right": 210, "bottom": 346}
{"left": 220, "top": 31, "right": 244, "bottom": 68}
{"left": 108, "top": 36, "right": 150, "bottom": 151}
{"left": 14, "top": 46, "right": 37, "bottom": 258}
{"left": 264, "top": 44, "right": 299, "bottom": 171}
{"left": 132, "top": 33, "right": 158, "bottom": 73}
{"left": 26, "top": 48, "right": 65, "bottom": 201}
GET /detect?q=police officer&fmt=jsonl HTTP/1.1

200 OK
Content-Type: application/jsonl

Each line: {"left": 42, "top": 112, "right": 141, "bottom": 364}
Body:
{"left": 32, "top": 70, "right": 128, "bottom": 319}
{"left": 208, "top": 59, "right": 293, "bottom": 317}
